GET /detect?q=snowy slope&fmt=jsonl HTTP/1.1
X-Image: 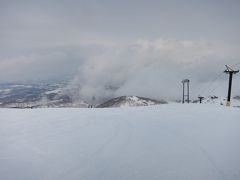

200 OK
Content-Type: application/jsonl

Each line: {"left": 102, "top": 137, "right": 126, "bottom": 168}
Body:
{"left": 97, "top": 96, "right": 167, "bottom": 108}
{"left": 0, "top": 104, "right": 240, "bottom": 180}
{"left": 196, "top": 96, "right": 240, "bottom": 107}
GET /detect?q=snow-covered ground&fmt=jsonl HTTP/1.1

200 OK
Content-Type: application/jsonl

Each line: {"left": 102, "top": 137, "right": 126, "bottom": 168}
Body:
{"left": 0, "top": 104, "right": 240, "bottom": 180}
{"left": 201, "top": 96, "right": 240, "bottom": 107}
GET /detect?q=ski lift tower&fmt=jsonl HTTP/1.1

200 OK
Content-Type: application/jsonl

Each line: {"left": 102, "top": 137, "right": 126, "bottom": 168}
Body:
{"left": 198, "top": 96, "right": 204, "bottom": 104}
{"left": 224, "top": 65, "right": 239, "bottom": 106}
{"left": 182, "top": 79, "right": 190, "bottom": 103}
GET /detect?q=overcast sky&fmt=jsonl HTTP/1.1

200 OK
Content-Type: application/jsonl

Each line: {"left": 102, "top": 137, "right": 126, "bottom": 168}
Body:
{"left": 1, "top": 0, "right": 240, "bottom": 100}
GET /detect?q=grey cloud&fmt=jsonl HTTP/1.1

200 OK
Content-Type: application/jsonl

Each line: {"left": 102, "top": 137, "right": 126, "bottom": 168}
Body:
{"left": 0, "top": 48, "right": 85, "bottom": 82}
{"left": 0, "top": 0, "right": 240, "bottom": 101}
{"left": 68, "top": 39, "right": 240, "bottom": 103}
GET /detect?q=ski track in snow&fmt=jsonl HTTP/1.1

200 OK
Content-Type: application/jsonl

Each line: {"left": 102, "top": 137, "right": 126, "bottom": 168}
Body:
{"left": 0, "top": 104, "right": 240, "bottom": 180}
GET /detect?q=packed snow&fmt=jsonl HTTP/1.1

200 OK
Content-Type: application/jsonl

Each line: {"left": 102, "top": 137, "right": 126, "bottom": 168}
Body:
{"left": 0, "top": 104, "right": 240, "bottom": 180}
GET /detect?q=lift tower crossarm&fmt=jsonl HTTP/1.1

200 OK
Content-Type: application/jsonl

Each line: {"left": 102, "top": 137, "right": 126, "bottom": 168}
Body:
{"left": 198, "top": 96, "right": 204, "bottom": 104}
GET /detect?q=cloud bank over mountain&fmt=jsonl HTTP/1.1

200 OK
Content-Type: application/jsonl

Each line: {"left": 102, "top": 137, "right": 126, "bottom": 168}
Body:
{"left": 1, "top": 0, "right": 240, "bottom": 102}
{"left": 68, "top": 39, "right": 240, "bottom": 102}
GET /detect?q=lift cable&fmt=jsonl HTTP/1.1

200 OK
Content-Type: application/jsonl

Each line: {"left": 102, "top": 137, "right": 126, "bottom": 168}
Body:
{"left": 230, "top": 61, "right": 240, "bottom": 68}
{"left": 197, "top": 72, "right": 224, "bottom": 96}
{"left": 196, "top": 62, "right": 240, "bottom": 97}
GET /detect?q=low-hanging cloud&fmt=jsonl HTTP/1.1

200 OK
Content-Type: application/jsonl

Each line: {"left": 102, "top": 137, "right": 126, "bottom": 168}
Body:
{"left": 68, "top": 38, "right": 240, "bottom": 104}
{"left": 0, "top": 51, "right": 84, "bottom": 82}
{"left": 1, "top": 0, "right": 240, "bottom": 104}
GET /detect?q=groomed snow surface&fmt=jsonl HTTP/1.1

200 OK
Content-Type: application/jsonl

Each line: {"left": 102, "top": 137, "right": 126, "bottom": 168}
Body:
{"left": 0, "top": 104, "right": 240, "bottom": 180}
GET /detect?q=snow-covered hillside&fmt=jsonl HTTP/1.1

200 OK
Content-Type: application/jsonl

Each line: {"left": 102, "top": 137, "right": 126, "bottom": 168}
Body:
{"left": 97, "top": 96, "right": 167, "bottom": 108}
{"left": 0, "top": 104, "right": 240, "bottom": 180}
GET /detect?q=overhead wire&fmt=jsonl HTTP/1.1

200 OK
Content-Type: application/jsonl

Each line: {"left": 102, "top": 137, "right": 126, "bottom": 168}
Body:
{"left": 197, "top": 62, "right": 240, "bottom": 97}
{"left": 208, "top": 79, "right": 226, "bottom": 95}
{"left": 230, "top": 61, "right": 240, "bottom": 68}
{"left": 197, "top": 71, "right": 224, "bottom": 96}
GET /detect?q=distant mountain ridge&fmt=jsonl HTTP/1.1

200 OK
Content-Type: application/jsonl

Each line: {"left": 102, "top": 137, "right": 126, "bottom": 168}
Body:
{"left": 0, "top": 83, "right": 167, "bottom": 108}
{"left": 0, "top": 83, "right": 88, "bottom": 108}
{"left": 1, "top": 83, "right": 239, "bottom": 108}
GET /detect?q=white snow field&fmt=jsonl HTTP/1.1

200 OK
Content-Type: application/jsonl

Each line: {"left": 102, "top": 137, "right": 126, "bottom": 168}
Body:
{"left": 0, "top": 104, "right": 240, "bottom": 180}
